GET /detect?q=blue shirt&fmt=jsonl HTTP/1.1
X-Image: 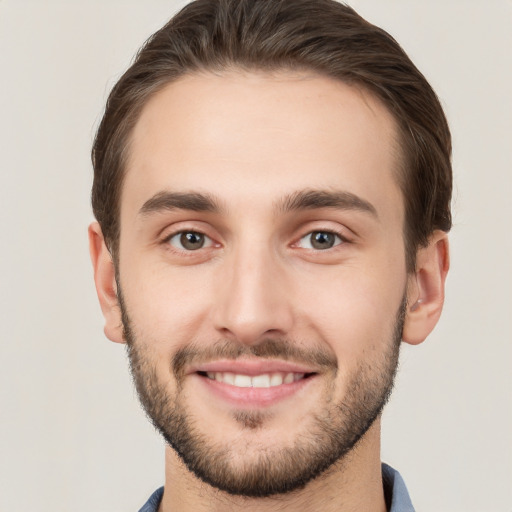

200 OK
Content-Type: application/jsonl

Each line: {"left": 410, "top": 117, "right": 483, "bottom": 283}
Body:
{"left": 138, "top": 463, "right": 414, "bottom": 512}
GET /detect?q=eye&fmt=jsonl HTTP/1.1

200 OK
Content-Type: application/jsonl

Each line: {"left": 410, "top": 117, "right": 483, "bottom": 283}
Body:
{"left": 297, "top": 230, "right": 343, "bottom": 250}
{"left": 167, "top": 231, "right": 214, "bottom": 251}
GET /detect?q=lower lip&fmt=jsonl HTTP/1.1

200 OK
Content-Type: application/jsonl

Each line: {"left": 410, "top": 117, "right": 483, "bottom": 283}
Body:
{"left": 194, "top": 373, "right": 316, "bottom": 408}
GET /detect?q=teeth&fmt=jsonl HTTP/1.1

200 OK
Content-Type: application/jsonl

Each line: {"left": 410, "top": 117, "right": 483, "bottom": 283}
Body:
{"left": 252, "top": 374, "right": 270, "bottom": 388}
{"left": 234, "top": 374, "right": 252, "bottom": 387}
{"left": 205, "top": 372, "right": 305, "bottom": 388}
{"left": 283, "top": 373, "right": 294, "bottom": 384}
{"left": 270, "top": 374, "right": 283, "bottom": 386}
{"left": 223, "top": 372, "right": 235, "bottom": 385}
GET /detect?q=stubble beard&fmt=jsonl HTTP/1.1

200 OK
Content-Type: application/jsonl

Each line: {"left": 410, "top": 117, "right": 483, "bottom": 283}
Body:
{"left": 120, "top": 291, "right": 405, "bottom": 498}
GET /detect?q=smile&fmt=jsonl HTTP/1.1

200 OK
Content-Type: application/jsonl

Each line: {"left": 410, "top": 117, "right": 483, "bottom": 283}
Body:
{"left": 204, "top": 372, "right": 306, "bottom": 388}
{"left": 191, "top": 359, "right": 319, "bottom": 407}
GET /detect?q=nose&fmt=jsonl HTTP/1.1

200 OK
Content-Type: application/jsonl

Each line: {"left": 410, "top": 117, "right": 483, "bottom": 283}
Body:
{"left": 212, "top": 244, "right": 294, "bottom": 345}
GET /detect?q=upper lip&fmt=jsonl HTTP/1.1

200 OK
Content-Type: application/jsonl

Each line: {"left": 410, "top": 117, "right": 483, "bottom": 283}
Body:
{"left": 188, "top": 358, "right": 319, "bottom": 376}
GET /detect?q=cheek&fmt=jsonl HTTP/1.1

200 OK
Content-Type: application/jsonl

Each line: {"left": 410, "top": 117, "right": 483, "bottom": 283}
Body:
{"left": 294, "top": 264, "right": 405, "bottom": 359}
{"left": 120, "top": 258, "right": 216, "bottom": 347}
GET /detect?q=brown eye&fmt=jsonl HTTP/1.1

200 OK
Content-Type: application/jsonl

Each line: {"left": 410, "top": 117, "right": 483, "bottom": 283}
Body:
{"left": 298, "top": 231, "right": 342, "bottom": 250}
{"left": 168, "top": 231, "right": 211, "bottom": 251}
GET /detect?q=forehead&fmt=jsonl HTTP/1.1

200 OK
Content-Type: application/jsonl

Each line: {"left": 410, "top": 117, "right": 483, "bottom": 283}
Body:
{"left": 123, "top": 70, "right": 403, "bottom": 223}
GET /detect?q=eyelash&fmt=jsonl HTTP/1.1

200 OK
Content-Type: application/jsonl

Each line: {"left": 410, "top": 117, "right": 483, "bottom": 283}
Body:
{"left": 161, "top": 227, "right": 350, "bottom": 254}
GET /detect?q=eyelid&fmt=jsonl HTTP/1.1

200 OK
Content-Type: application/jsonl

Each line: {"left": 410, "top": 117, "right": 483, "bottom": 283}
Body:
{"left": 159, "top": 219, "right": 216, "bottom": 240}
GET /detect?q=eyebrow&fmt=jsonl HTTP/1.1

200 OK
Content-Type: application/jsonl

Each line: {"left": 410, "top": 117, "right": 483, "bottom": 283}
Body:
{"left": 138, "top": 188, "right": 377, "bottom": 219}
{"left": 276, "top": 189, "right": 378, "bottom": 217}
{"left": 139, "top": 191, "right": 222, "bottom": 216}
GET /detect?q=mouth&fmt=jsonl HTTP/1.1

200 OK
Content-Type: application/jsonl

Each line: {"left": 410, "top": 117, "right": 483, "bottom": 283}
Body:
{"left": 191, "top": 360, "right": 319, "bottom": 408}
{"left": 198, "top": 371, "right": 312, "bottom": 387}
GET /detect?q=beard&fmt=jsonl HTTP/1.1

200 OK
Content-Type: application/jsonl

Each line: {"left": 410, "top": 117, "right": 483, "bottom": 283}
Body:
{"left": 120, "top": 290, "right": 405, "bottom": 498}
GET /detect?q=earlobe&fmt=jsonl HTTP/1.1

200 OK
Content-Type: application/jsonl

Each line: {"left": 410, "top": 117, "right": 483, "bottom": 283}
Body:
{"left": 88, "top": 222, "right": 125, "bottom": 344}
{"left": 402, "top": 231, "right": 449, "bottom": 345}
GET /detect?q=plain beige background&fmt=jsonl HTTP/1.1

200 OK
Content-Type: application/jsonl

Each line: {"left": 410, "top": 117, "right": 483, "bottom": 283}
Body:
{"left": 1, "top": 1, "right": 511, "bottom": 510}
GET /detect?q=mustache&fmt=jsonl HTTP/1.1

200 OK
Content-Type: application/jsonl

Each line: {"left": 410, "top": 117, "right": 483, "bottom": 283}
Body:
{"left": 172, "top": 338, "right": 338, "bottom": 379}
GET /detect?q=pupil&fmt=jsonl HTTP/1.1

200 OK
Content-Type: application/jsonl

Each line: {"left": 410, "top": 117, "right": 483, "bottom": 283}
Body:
{"left": 311, "top": 231, "right": 334, "bottom": 250}
{"left": 181, "top": 232, "right": 204, "bottom": 250}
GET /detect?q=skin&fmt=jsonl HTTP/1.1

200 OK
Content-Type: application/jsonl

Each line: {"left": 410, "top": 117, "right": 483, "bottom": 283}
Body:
{"left": 89, "top": 71, "right": 449, "bottom": 511}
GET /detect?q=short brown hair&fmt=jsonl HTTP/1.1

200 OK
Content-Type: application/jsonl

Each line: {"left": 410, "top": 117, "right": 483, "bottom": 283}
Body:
{"left": 92, "top": 0, "right": 452, "bottom": 270}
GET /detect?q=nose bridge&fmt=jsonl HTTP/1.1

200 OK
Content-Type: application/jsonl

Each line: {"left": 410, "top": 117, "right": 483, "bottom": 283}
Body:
{"left": 213, "top": 236, "right": 292, "bottom": 344}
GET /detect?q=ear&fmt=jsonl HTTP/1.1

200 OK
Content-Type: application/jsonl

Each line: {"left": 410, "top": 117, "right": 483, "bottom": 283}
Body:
{"left": 402, "top": 231, "right": 450, "bottom": 345}
{"left": 88, "top": 222, "right": 125, "bottom": 344}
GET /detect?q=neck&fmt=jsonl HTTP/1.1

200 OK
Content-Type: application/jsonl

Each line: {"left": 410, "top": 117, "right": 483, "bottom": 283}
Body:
{"left": 159, "top": 419, "right": 387, "bottom": 512}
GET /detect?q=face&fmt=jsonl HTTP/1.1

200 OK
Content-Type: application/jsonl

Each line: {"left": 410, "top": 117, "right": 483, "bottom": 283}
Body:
{"left": 114, "top": 71, "right": 411, "bottom": 496}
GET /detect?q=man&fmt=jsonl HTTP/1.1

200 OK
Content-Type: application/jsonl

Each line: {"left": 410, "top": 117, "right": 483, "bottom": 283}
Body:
{"left": 89, "top": 0, "right": 451, "bottom": 510}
